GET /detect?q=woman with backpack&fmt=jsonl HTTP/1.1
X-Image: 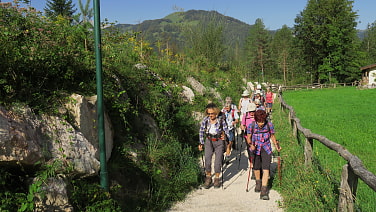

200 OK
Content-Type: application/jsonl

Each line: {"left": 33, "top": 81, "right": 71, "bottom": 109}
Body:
{"left": 241, "top": 102, "right": 257, "bottom": 171}
{"left": 265, "top": 87, "right": 274, "bottom": 114}
{"left": 246, "top": 110, "right": 281, "bottom": 200}
{"left": 198, "top": 103, "right": 230, "bottom": 189}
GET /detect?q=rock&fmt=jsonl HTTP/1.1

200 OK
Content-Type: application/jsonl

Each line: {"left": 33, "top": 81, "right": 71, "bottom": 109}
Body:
{"left": 34, "top": 177, "right": 73, "bottom": 212}
{"left": 181, "top": 86, "right": 195, "bottom": 103}
{"left": 187, "top": 77, "right": 206, "bottom": 95}
{"left": 65, "top": 94, "right": 114, "bottom": 161}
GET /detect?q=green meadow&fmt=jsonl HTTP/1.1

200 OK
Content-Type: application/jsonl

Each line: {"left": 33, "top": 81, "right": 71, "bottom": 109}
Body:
{"left": 282, "top": 87, "right": 376, "bottom": 211}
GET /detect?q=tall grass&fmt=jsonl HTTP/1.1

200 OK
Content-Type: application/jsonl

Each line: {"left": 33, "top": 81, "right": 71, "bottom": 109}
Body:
{"left": 282, "top": 87, "right": 376, "bottom": 211}
{"left": 272, "top": 99, "right": 337, "bottom": 211}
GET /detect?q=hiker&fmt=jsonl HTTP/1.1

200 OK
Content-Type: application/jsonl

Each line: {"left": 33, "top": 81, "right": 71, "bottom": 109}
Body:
{"left": 255, "top": 84, "right": 265, "bottom": 96}
{"left": 254, "top": 99, "right": 265, "bottom": 111}
{"left": 265, "top": 87, "right": 274, "bottom": 114}
{"left": 222, "top": 100, "right": 239, "bottom": 164}
{"left": 199, "top": 103, "right": 230, "bottom": 189}
{"left": 241, "top": 102, "right": 257, "bottom": 169}
{"left": 246, "top": 110, "right": 281, "bottom": 200}
{"left": 225, "top": 96, "right": 239, "bottom": 113}
{"left": 238, "top": 90, "right": 252, "bottom": 132}
{"left": 252, "top": 91, "right": 265, "bottom": 106}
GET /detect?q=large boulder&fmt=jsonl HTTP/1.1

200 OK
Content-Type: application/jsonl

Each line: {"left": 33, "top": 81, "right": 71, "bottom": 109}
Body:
{"left": 0, "top": 105, "right": 100, "bottom": 176}
{"left": 65, "top": 94, "right": 114, "bottom": 161}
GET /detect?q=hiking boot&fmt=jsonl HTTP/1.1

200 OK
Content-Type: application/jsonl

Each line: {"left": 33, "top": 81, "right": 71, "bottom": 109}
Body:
{"left": 213, "top": 177, "right": 221, "bottom": 189}
{"left": 260, "top": 186, "right": 270, "bottom": 200}
{"left": 203, "top": 176, "right": 212, "bottom": 189}
{"left": 255, "top": 180, "right": 262, "bottom": 192}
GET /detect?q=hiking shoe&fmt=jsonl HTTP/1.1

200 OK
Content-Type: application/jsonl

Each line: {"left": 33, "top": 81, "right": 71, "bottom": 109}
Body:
{"left": 260, "top": 186, "right": 270, "bottom": 200}
{"left": 213, "top": 177, "right": 221, "bottom": 189}
{"left": 255, "top": 180, "right": 262, "bottom": 192}
{"left": 203, "top": 176, "right": 212, "bottom": 189}
{"left": 224, "top": 156, "right": 230, "bottom": 165}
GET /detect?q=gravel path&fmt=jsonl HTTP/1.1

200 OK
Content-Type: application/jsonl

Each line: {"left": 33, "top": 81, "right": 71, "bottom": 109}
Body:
{"left": 168, "top": 136, "right": 283, "bottom": 212}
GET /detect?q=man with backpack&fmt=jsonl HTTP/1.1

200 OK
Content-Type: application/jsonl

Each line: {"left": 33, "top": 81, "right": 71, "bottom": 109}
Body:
{"left": 246, "top": 110, "right": 281, "bottom": 200}
{"left": 198, "top": 103, "right": 230, "bottom": 189}
{"left": 221, "top": 100, "right": 239, "bottom": 164}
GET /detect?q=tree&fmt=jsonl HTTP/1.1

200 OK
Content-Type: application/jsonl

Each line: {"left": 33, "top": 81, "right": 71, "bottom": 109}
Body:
{"left": 245, "top": 18, "right": 271, "bottom": 82}
{"left": 77, "top": 0, "right": 93, "bottom": 50}
{"left": 361, "top": 22, "right": 376, "bottom": 65}
{"left": 294, "top": 0, "right": 361, "bottom": 83}
{"left": 270, "top": 25, "right": 295, "bottom": 85}
{"left": 183, "top": 11, "right": 226, "bottom": 70}
{"left": 44, "top": 0, "right": 77, "bottom": 20}
{"left": 77, "top": 0, "right": 93, "bottom": 25}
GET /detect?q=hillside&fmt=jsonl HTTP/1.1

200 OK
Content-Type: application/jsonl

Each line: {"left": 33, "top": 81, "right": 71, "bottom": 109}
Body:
{"left": 115, "top": 10, "right": 253, "bottom": 52}
{"left": 115, "top": 9, "right": 367, "bottom": 51}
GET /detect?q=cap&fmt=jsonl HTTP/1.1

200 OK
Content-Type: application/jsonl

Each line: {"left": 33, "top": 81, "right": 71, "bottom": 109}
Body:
{"left": 256, "top": 84, "right": 262, "bottom": 89}
{"left": 225, "top": 96, "right": 232, "bottom": 103}
{"left": 246, "top": 103, "right": 257, "bottom": 112}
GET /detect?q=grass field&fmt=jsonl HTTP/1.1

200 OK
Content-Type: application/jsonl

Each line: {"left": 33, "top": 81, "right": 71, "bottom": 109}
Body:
{"left": 281, "top": 87, "right": 376, "bottom": 211}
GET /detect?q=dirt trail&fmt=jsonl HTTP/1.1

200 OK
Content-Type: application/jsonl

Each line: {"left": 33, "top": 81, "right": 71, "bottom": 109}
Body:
{"left": 168, "top": 136, "right": 284, "bottom": 212}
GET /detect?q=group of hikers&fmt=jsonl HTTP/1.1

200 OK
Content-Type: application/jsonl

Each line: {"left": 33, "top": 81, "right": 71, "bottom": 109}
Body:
{"left": 198, "top": 84, "right": 281, "bottom": 200}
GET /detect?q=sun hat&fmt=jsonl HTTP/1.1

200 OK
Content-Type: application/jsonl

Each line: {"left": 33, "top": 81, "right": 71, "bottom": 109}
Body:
{"left": 246, "top": 103, "right": 257, "bottom": 112}
{"left": 241, "top": 90, "right": 250, "bottom": 96}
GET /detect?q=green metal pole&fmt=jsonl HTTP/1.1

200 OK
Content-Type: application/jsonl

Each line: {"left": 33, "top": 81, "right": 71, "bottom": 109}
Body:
{"left": 93, "top": 0, "right": 108, "bottom": 191}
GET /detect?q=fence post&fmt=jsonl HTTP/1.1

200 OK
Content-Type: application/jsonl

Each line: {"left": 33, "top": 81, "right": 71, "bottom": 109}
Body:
{"left": 338, "top": 163, "right": 358, "bottom": 212}
{"left": 292, "top": 121, "right": 297, "bottom": 138}
{"left": 304, "top": 138, "right": 313, "bottom": 166}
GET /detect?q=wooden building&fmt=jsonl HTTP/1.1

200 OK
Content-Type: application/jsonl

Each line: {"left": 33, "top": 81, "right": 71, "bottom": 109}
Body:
{"left": 360, "top": 64, "right": 376, "bottom": 86}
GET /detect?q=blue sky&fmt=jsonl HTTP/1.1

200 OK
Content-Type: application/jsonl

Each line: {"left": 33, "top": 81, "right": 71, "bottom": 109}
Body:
{"left": 11, "top": 0, "right": 376, "bottom": 30}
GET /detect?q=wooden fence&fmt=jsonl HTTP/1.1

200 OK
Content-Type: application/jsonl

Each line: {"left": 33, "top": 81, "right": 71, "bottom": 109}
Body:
{"left": 278, "top": 93, "right": 376, "bottom": 212}
{"left": 279, "top": 82, "right": 356, "bottom": 91}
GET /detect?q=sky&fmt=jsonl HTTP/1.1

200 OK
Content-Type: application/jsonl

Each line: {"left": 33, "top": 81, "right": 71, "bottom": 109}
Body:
{"left": 10, "top": 0, "right": 376, "bottom": 30}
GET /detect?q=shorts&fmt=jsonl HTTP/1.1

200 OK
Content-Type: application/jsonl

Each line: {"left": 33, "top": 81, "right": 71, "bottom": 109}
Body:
{"left": 266, "top": 103, "right": 273, "bottom": 109}
{"left": 227, "top": 129, "right": 235, "bottom": 142}
{"left": 253, "top": 148, "right": 272, "bottom": 170}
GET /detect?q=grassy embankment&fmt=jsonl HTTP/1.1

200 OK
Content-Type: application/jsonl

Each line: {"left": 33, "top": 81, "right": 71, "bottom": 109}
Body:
{"left": 276, "top": 87, "right": 376, "bottom": 211}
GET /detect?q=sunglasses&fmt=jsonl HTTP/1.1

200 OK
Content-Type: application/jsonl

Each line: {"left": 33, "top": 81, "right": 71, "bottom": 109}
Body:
{"left": 207, "top": 113, "right": 216, "bottom": 115}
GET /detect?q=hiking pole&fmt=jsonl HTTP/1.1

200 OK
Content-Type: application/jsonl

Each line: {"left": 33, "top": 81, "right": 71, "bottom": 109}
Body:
{"left": 246, "top": 155, "right": 252, "bottom": 192}
{"left": 222, "top": 155, "right": 224, "bottom": 190}
{"left": 201, "top": 150, "right": 205, "bottom": 183}
{"left": 278, "top": 150, "right": 282, "bottom": 186}
{"left": 237, "top": 131, "right": 244, "bottom": 170}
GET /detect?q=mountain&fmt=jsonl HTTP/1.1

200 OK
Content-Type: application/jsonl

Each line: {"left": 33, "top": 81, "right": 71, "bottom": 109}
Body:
{"left": 114, "top": 10, "right": 253, "bottom": 52}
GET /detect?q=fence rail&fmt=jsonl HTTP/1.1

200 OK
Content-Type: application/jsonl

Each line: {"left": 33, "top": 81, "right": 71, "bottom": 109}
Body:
{"left": 278, "top": 93, "right": 376, "bottom": 212}
{"left": 279, "top": 82, "right": 356, "bottom": 91}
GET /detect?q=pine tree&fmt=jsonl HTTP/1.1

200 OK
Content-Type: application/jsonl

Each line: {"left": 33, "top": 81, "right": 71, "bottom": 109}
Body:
{"left": 44, "top": 0, "right": 77, "bottom": 20}
{"left": 245, "top": 18, "right": 271, "bottom": 82}
{"left": 270, "top": 25, "right": 295, "bottom": 85}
